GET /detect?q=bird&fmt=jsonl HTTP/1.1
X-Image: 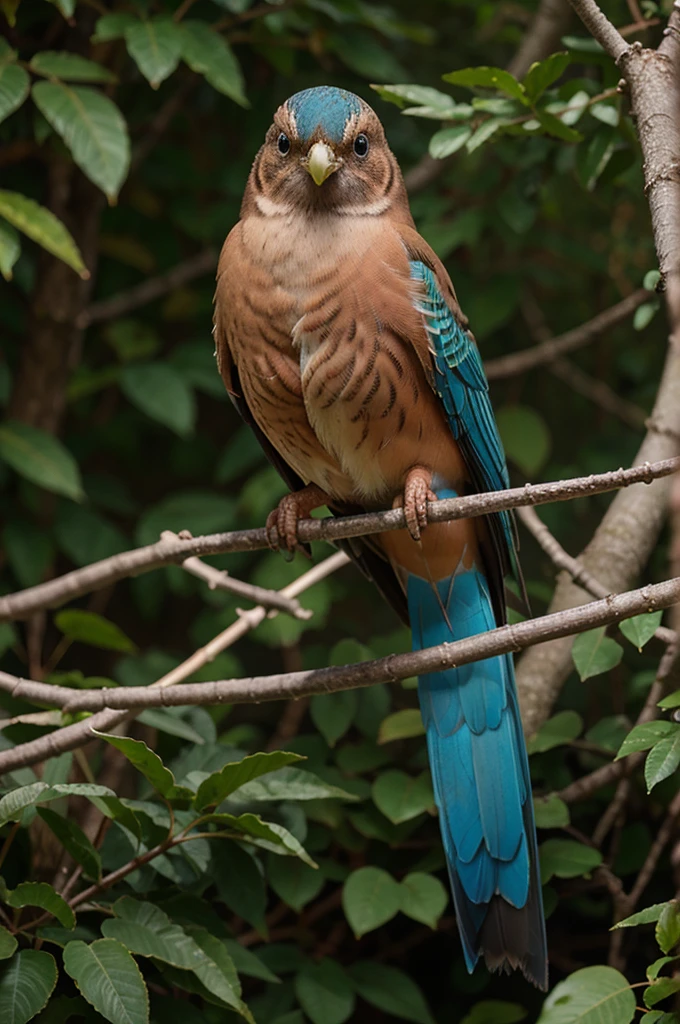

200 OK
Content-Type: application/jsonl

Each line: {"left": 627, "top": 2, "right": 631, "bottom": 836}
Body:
{"left": 213, "top": 85, "right": 548, "bottom": 989}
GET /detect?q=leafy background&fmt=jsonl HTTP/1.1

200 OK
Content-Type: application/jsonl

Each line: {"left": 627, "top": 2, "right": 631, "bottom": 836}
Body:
{"left": 0, "top": 0, "right": 678, "bottom": 1022}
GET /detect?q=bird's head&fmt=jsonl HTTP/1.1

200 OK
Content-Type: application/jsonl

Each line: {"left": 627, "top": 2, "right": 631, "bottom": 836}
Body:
{"left": 244, "top": 86, "right": 408, "bottom": 218}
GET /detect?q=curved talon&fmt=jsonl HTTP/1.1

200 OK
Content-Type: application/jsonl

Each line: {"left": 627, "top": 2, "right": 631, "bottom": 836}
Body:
{"left": 399, "top": 466, "right": 437, "bottom": 542}
{"left": 265, "top": 484, "right": 332, "bottom": 557}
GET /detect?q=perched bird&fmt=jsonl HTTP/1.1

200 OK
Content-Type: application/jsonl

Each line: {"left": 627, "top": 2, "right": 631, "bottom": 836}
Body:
{"left": 214, "top": 86, "right": 548, "bottom": 989}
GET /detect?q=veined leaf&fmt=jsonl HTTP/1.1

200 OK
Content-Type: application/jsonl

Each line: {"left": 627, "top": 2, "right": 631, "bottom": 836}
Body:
{"left": 124, "top": 18, "right": 183, "bottom": 88}
{"left": 616, "top": 721, "right": 677, "bottom": 760}
{"left": 32, "top": 81, "right": 130, "bottom": 200}
{"left": 63, "top": 938, "right": 149, "bottom": 1024}
{"left": 533, "top": 794, "right": 570, "bottom": 829}
{"left": 523, "top": 52, "right": 571, "bottom": 101}
{"left": 0, "top": 782, "right": 116, "bottom": 827}
{"left": 180, "top": 21, "right": 247, "bottom": 107}
{"left": 539, "top": 839, "right": 602, "bottom": 884}
{"left": 613, "top": 903, "right": 673, "bottom": 930}
{"left": 572, "top": 627, "right": 623, "bottom": 681}
{"left": 0, "top": 61, "right": 29, "bottom": 124}
{"left": 372, "top": 770, "right": 434, "bottom": 824}
{"left": 619, "top": 612, "right": 662, "bottom": 650}
{"left": 527, "top": 710, "right": 583, "bottom": 754}
{"left": 645, "top": 732, "right": 680, "bottom": 792}
{"left": 0, "top": 191, "right": 86, "bottom": 276}
{"left": 200, "top": 812, "right": 316, "bottom": 866}
{"left": 193, "top": 751, "right": 305, "bottom": 810}
{"left": 537, "top": 966, "right": 634, "bottom": 1024}
{"left": 429, "top": 125, "right": 471, "bottom": 159}
{"left": 92, "top": 733, "right": 188, "bottom": 800}
{"left": 343, "top": 866, "right": 401, "bottom": 938}
{"left": 443, "top": 66, "right": 528, "bottom": 105}
{"left": 30, "top": 52, "right": 116, "bottom": 84}
{"left": 0, "top": 950, "right": 58, "bottom": 1024}
{"left": 0, "top": 881, "right": 75, "bottom": 930}
{"left": 399, "top": 873, "right": 448, "bottom": 929}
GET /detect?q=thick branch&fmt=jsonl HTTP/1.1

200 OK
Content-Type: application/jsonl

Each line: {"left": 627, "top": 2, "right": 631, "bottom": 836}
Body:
{"left": 0, "top": 458, "right": 676, "bottom": 625}
{"left": 484, "top": 289, "right": 651, "bottom": 380}
{"left": 0, "top": 576, "right": 677, "bottom": 717}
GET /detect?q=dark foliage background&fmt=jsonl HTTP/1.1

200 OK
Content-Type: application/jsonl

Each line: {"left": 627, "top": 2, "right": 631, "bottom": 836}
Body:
{"left": 0, "top": 0, "right": 677, "bottom": 1022}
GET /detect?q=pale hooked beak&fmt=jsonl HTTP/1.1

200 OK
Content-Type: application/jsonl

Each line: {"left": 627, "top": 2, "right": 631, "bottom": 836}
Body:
{"left": 303, "top": 142, "right": 342, "bottom": 186}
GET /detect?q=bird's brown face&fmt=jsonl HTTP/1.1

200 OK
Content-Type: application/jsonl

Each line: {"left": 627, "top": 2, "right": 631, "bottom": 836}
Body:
{"left": 246, "top": 86, "right": 403, "bottom": 217}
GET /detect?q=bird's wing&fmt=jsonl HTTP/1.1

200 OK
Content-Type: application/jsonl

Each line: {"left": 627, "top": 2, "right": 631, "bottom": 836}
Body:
{"left": 397, "top": 227, "right": 521, "bottom": 619}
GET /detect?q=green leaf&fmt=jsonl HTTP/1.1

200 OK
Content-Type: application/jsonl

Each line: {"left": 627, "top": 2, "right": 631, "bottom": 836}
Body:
{"left": 310, "top": 691, "right": 357, "bottom": 748}
{"left": 295, "top": 959, "right": 354, "bottom": 1024}
{"left": 30, "top": 53, "right": 116, "bottom": 84}
{"left": 634, "top": 302, "right": 661, "bottom": 331}
{"left": 399, "top": 872, "right": 448, "bottom": 929}
{"left": 267, "top": 855, "right": 324, "bottom": 912}
{"left": 537, "top": 965, "right": 634, "bottom": 1024}
{"left": 0, "top": 218, "right": 20, "bottom": 280}
{"left": 0, "top": 190, "right": 86, "bottom": 278}
{"left": 377, "top": 709, "right": 424, "bottom": 744}
{"left": 0, "top": 62, "right": 29, "bottom": 124}
{"left": 0, "top": 950, "right": 58, "bottom": 1024}
{"left": 349, "top": 962, "right": 435, "bottom": 1024}
{"left": 619, "top": 612, "right": 662, "bottom": 650}
{"left": 120, "top": 363, "right": 196, "bottom": 436}
{"left": 428, "top": 125, "right": 472, "bottom": 159}
{"left": 0, "top": 420, "right": 83, "bottom": 499}
{"left": 213, "top": 842, "right": 267, "bottom": 934}
{"left": 533, "top": 794, "right": 570, "bottom": 829}
{"left": 523, "top": 52, "right": 571, "bottom": 101}
{"left": 231, "top": 766, "right": 358, "bottom": 804}
{"left": 193, "top": 751, "right": 305, "bottom": 810}
{"left": 183, "top": 926, "right": 252, "bottom": 1020}
{"left": 63, "top": 939, "right": 148, "bottom": 1024}
{"left": 644, "top": 978, "right": 680, "bottom": 1008}
{"left": 372, "top": 770, "right": 434, "bottom": 824}
{"left": 1, "top": 881, "right": 75, "bottom": 930}
{"left": 656, "top": 903, "right": 680, "bottom": 954}
{"left": 223, "top": 940, "right": 280, "bottom": 984}
{"left": 180, "top": 21, "right": 247, "bottom": 107}
{"left": 572, "top": 627, "right": 623, "bottom": 681}
{"left": 578, "top": 126, "right": 617, "bottom": 191}
{"left": 343, "top": 866, "right": 402, "bottom": 938}
{"left": 591, "top": 102, "right": 619, "bottom": 126}
{"left": 466, "top": 117, "right": 506, "bottom": 152}
{"left": 613, "top": 903, "right": 673, "bottom": 930}
{"left": 527, "top": 710, "right": 583, "bottom": 754}
{"left": 92, "top": 733, "right": 185, "bottom": 799}
{"left": 37, "top": 807, "right": 102, "bottom": 881}
{"left": 101, "top": 898, "right": 208, "bottom": 969}
{"left": 646, "top": 956, "right": 678, "bottom": 981}
{"left": 0, "top": 783, "right": 115, "bottom": 827}
{"left": 0, "top": 928, "right": 17, "bottom": 961}
{"left": 91, "top": 13, "right": 138, "bottom": 43}
{"left": 371, "top": 83, "right": 462, "bottom": 117}
{"left": 534, "top": 109, "right": 583, "bottom": 143}
{"left": 124, "top": 18, "right": 183, "bottom": 89}
{"left": 539, "top": 839, "right": 602, "bottom": 884}
{"left": 645, "top": 732, "right": 680, "bottom": 792}
{"left": 616, "top": 721, "right": 677, "bottom": 759}
{"left": 203, "top": 812, "right": 316, "bottom": 867}
{"left": 443, "top": 66, "right": 528, "bottom": 105}
{"left": 461, "top": 1002, "right": 527, "bottom": 1024}
{"left": 32, "top": 82, "right": 130, "bottom": 201}
{"left": 496, "top": 405, "right": 550, "bottom": 476}
{"left": 659, "top": 691, "right": 680, "bottom": 709}
{"left": 55, "top": 610, "right": 135, "bottom": 653}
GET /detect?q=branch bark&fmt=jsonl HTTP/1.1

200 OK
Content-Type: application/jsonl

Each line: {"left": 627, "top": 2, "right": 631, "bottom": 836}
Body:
{"left": 516, "top": 6, "right": 680, "bottom": 735}
{"left": 0, "top": 458, "right": 677, "bottom": 623}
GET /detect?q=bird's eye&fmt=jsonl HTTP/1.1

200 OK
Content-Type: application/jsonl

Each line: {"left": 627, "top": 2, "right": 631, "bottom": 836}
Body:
{"left": 277, "top": 133, "right": 291, "bottom": 155}
{"left": 353, "top": 133, "right": 369, "bottom": 158}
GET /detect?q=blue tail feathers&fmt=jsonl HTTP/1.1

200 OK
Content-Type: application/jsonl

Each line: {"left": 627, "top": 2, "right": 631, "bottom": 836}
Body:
{"left": 408, "top": 569, "right": 548, "bottom": 990}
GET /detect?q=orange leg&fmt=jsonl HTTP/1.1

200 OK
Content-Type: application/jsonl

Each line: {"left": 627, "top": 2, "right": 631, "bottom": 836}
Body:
{"left": 393, "top": 465, "right": 437, "bottom": 542}
{"left": 266, "top": 483, "right": 332, "bottom": 554}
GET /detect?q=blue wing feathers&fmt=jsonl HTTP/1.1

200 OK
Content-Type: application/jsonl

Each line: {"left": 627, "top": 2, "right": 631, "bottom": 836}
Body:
{"left": 405, "top": 260, "right": 547, "bottom": 987}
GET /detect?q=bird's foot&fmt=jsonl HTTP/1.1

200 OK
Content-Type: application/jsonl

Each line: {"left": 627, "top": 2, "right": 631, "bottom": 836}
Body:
{"left": 266, "top": 484, "right": 332, "bottom": 555}
{"left": 394, "top": 466, "right": 437, "bottom": 542}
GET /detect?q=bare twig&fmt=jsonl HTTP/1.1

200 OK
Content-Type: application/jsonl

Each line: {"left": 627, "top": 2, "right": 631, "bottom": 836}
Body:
{"left": 0, "top": 552, "right": 350, "bottom": 775}
{"left": 0, "top": 575, "right": 677, "bottom": 720}
{"left": 518, "top": 505, "right": 677, "bottom": 645}
{"left": 1, "top": 458, "right": 677, "bottom": 626}
{"left": 77, "top": 247, "right": 217, "bottom": 328}
{"left": 484, "top": 289, "right": 652, "bottom": 380}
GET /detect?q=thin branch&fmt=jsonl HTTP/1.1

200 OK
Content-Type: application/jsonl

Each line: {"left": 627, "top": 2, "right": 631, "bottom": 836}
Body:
{"left": 76, "top": 247, "right": 217, "bottom": 328}
{"left": 0, "top": 552, "right": 349, "bottom": 775}
{"left": 484, "top": 289, "right": 651, "bottom": 380}
{"left": 548, "top": 357, "right": 647, "bottom": 431}
{"left": 0, "top": 575, "right": 677, "bottom": 718}
{"left": 566, "top": 0, "right": 630, "bottom": 59}
{"left": 518, "top": 505, "right": 677, "bottom": 645}
{"left": 0, "top": 457, "right": 677, "bottom": 625}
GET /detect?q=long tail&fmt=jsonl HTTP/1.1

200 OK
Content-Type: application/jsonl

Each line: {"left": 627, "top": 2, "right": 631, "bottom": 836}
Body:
{"left": 408, "top": 569, "right": 548, "bottom": 991}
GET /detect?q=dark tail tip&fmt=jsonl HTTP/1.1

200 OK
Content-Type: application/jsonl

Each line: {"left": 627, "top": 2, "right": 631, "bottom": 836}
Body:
{"left": 480, "top": 895, "right": 548, "bottom": 991}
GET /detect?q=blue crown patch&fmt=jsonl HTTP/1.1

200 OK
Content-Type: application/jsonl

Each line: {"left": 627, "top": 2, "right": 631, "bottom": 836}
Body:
{"left": 287, "top": 87, "right": 361, "bottom": 144}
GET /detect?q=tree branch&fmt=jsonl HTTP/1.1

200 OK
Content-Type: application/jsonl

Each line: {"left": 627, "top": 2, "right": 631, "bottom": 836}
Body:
{"left": 484, "top": 288, "right": 651, "bottom": 380}
{"left": 0, "top": 553, "right": 349, "bottom": 775}
{"left": 0, "top": 458, "right": 676, "bottom": 624}
{"left": 0, "top": 576, "right": 677, "bottom": 721}
{"left": 566, "top": 0, "right": 630, "bottom": 59}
